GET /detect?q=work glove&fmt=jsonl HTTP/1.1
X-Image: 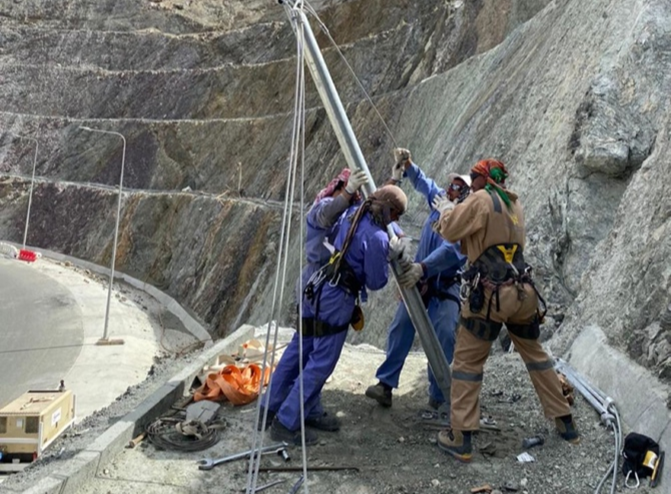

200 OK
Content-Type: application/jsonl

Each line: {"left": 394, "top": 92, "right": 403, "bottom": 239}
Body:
{"left": 345, "top": 170, "right": 369, "bottom": 194}
{"left": 391, "top": 148, "right": 412, "bottom": 181}
{"left": 397, "top": 262, "right": 424, "bottom": 288}
{"left": 431, "top": 194, "right": 454, "bottom": 214}
{"left": 387, "top": 236, "right": 406, "bottom": 262}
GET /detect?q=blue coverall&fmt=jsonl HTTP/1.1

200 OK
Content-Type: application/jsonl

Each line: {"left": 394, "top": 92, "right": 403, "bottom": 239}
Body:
{"left": 270, "top": 205, "right": 393, "bottom": 431}
{"left": 375, "top": 163, "right": 466, "bottom": 405}
{"left": 267, "top": 195, "right": 352, "bottom": 423}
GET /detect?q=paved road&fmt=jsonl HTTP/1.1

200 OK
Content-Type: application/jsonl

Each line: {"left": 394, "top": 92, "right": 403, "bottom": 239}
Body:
{"left": 0, "top": 258, "right": 83, "bottom": 409}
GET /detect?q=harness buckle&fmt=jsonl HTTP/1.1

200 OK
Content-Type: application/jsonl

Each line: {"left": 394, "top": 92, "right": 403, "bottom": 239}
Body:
{"left": 328, "top": 272, "right": 341, "bottom": 288}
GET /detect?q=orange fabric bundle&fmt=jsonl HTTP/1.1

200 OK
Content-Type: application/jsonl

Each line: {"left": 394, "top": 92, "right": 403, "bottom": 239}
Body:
{"left": 194, "top": 364, "right": 273, "bottom": 406}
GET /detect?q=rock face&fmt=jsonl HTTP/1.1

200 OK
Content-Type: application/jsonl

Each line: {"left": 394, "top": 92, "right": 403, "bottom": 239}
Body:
{"left": 0, "top": 0, "right": 670, "bottom": 372}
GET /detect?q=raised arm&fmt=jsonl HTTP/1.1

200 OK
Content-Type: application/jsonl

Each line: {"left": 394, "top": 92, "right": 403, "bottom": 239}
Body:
{"left": 404, "top": 162, "right": 444, "bottom": 207}
{"left": 308, "top": 195, "right": 350, "bottom": 230}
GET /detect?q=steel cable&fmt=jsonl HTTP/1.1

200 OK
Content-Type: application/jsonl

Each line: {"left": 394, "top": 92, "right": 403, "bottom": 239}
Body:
{"left": 246, "top": 1, "right": 310, "bottom": 492}
{"left": 304, "top": 0, "right": 399, "bottom": 149}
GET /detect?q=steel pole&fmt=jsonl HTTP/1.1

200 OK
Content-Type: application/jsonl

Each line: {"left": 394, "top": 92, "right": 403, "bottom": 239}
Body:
{"left": 22, "top": 138, "right": 39, "bottom": 250}
{"left": 289, "top": 7, "right": 452, "bottom": 406}
{"left": 79, "top": 126, "right": 126, "bottom": 343}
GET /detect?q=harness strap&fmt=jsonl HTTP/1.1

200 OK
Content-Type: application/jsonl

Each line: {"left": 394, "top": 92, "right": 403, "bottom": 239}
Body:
{"left": 300, "top": 317, "right": 348, "bottom": 337}
{"left": 459, "top": 316, "right": 502, "bottom": 341}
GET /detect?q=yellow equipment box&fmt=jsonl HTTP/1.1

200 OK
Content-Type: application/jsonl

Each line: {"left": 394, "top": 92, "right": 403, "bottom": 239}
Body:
{"left": 0, "top": 390, "right": 76, "bottom": 471}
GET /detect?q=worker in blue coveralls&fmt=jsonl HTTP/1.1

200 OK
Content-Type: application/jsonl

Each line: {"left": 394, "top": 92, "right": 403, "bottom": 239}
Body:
{"left": 365, "top": 148, "right": 470, "bottom": 411}
{"left": 267, "top": 185, "right": 410, "bottom": 445}
{"left": 258, "top": 168, "right": 369, "bottom": 433}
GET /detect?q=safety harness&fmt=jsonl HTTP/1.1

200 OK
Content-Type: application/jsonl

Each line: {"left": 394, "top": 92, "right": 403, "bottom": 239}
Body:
{"left": 303, "top": 206, "right": 367, "bottom": 337}
{"left": 459, "top": 192, "right": 547, "bottom": 341}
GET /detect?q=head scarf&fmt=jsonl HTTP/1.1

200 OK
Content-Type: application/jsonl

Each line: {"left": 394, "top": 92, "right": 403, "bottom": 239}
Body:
{"left": 470, "top": 159, "right": 512, "bottom": 209}
{"left": 338, "top": 185, "right": 407, "bottom": 267}
{"left": 369, "top": 185, "right": 408, "bottom": 216}
{"left": 314, "top": 168, "right": 351, "bottom": 205}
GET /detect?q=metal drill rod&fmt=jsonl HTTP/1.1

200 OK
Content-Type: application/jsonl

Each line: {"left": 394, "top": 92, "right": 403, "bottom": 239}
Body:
{"left": 288, "top": 6, "right": 453, "bottom": 407}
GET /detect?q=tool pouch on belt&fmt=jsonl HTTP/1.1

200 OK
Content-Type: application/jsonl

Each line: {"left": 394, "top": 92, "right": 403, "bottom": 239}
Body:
{"left": 350, "top": 304, "right": 364, "bottom": 331}
{"left": 461, "top": 266, "right": 484, "bottom": 313}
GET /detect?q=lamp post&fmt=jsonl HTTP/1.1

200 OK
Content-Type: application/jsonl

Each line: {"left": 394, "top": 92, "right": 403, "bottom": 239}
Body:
{"left": 79, "top": 126, "right": 126, "bottom": 345}
{"left": 21, "top": 137, "right": 39, "bottom": 251}
{"left": 0, "top": 133, "right": 39, "bottom": 250}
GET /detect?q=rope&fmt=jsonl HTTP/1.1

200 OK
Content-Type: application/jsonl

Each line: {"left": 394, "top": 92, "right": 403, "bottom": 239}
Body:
{"left": 246, "top": 2, "right": 310, "bottom": 492}
{"left": 296, "top": 19, "right": 311, "bottom": 493}
{"left": 146, "top": 418, "right": 223, "bottom": 452}
{"left": 304, "top": 0, "right": 399, "bottom": 149}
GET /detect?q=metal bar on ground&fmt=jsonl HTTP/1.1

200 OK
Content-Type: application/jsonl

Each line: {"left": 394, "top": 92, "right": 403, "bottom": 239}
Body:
{"left": 289, "top": 5, "right": 452, "bottom": 407}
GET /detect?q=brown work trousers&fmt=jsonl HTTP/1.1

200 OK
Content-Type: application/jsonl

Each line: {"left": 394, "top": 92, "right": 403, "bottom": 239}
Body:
{"left": 451, "top": 283, "right": 570, "bottom": 431}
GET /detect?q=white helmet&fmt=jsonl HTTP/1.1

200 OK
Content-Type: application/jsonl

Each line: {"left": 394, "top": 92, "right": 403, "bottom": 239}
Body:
{"left": 447, "top": 173, "right": 471, "bottom": 188}
{"left": 459, "top": 174, "right": 472, "bottom": 187}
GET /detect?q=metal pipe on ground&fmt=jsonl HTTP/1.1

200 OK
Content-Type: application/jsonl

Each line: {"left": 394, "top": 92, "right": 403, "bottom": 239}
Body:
{"left": 555, "top": 359, "right": 612, "bottom": 423}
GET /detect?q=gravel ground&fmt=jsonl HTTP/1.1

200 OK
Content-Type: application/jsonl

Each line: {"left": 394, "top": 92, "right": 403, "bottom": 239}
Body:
{"left": 67, "top": 332, "right": 651, "bottom": 494}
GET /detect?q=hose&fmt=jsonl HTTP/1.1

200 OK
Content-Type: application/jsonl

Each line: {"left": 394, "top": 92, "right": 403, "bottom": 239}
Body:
{"left": 146, "top": 418, "right": 223, "bottom": 453}
{"left": 555, "top": 360, "right": 621, "bottom": 494}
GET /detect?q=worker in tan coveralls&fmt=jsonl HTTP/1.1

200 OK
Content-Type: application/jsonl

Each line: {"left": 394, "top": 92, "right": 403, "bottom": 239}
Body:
{"left": 433, "top": 158, "right": 579, "bottom": 463}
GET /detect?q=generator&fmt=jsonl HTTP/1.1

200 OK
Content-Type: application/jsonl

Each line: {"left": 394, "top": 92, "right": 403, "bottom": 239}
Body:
{"left": 0, "top": 390, "right": 76, "bottom": 472}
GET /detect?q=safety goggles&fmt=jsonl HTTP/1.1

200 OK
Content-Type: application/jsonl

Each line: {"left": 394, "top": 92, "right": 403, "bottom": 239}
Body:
{"left": 448, "top": 183, "right": 463, "bottom": 192}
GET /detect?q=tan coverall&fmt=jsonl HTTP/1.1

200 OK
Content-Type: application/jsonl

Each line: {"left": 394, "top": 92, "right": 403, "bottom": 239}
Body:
{"left": 439, "top": 187, "right": 570, "bottom": 431}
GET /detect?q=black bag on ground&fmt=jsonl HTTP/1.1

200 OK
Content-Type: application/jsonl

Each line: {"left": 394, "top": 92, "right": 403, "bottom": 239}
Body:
{"left": 622, "top": 432, "right": 660, "bottom": 479}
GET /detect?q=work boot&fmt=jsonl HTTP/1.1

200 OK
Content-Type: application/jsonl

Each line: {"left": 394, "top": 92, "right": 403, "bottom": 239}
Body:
{"left": 555, "top": 414, "right": 580, "bottom": 444}
{"left": 256, "top": 406, "right": 275, "bottom": 432}
{"left": 437, "top": 428, "right": 473, "bottom": 463}
{"left": 427, "top": 397, "right": 444, "bottom": 410}
{"left": 365, "top": 382, "right": 392, "bottom": 408}
{"left": 305, "top": 412, "right": 341, "bottom": 432}
{"left": 270, "top": 417, "right": 318, "bottom": 446}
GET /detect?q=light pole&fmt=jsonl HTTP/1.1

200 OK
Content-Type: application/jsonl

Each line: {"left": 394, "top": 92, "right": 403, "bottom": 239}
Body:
{"left": 1, "top": 133, "right": 39, "bottom": 250}
{"left": 79, "top": 126, "right": 126, "bottom": 346}
{"left": 21, "top": 137, "right": 39, "bottom": 251}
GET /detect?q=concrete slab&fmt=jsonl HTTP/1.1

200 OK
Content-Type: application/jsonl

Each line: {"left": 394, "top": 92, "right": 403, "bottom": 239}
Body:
{"left": 84, "top": 421, "right": 135, "bottom": 468}
{"left": 567, "top": 324, "right": 671, "bottom": 488}
{"left": 57, "top": 451, "right": 101, "bottom": 494}
{"left": 13, "top": 475, "right": 62, "bottom": 494}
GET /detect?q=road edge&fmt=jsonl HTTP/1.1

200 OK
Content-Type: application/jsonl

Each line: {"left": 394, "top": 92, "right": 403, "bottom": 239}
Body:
{"left": 1, "top": 241, "right": 212, "bottom": 345}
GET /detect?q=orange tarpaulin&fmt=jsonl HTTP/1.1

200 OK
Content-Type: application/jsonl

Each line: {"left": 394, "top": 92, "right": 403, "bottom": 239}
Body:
{"left": 194, "top": 364, "right": 273, "bottom": 406}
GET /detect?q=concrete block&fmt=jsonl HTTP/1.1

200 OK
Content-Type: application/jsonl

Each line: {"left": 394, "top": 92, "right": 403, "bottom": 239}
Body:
{"left": 17, "top": 475, "right": 63, "bottom": 494}
{"left": 657, "top": 424, "right": 671, "bottom": 488}
{"left": 125, "top": 382, "right": 184, "bottom": 437}
{"left": 85, "top": 420, "right": 135, "bottom": 468}
{"left": 56, "top": 450, "right": 100, "bottom": 494}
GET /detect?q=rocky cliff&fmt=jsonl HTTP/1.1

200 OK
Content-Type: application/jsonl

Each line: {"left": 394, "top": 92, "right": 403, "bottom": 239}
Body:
{"left": 1, "top": 0, "right": 669, "bottom": 374}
